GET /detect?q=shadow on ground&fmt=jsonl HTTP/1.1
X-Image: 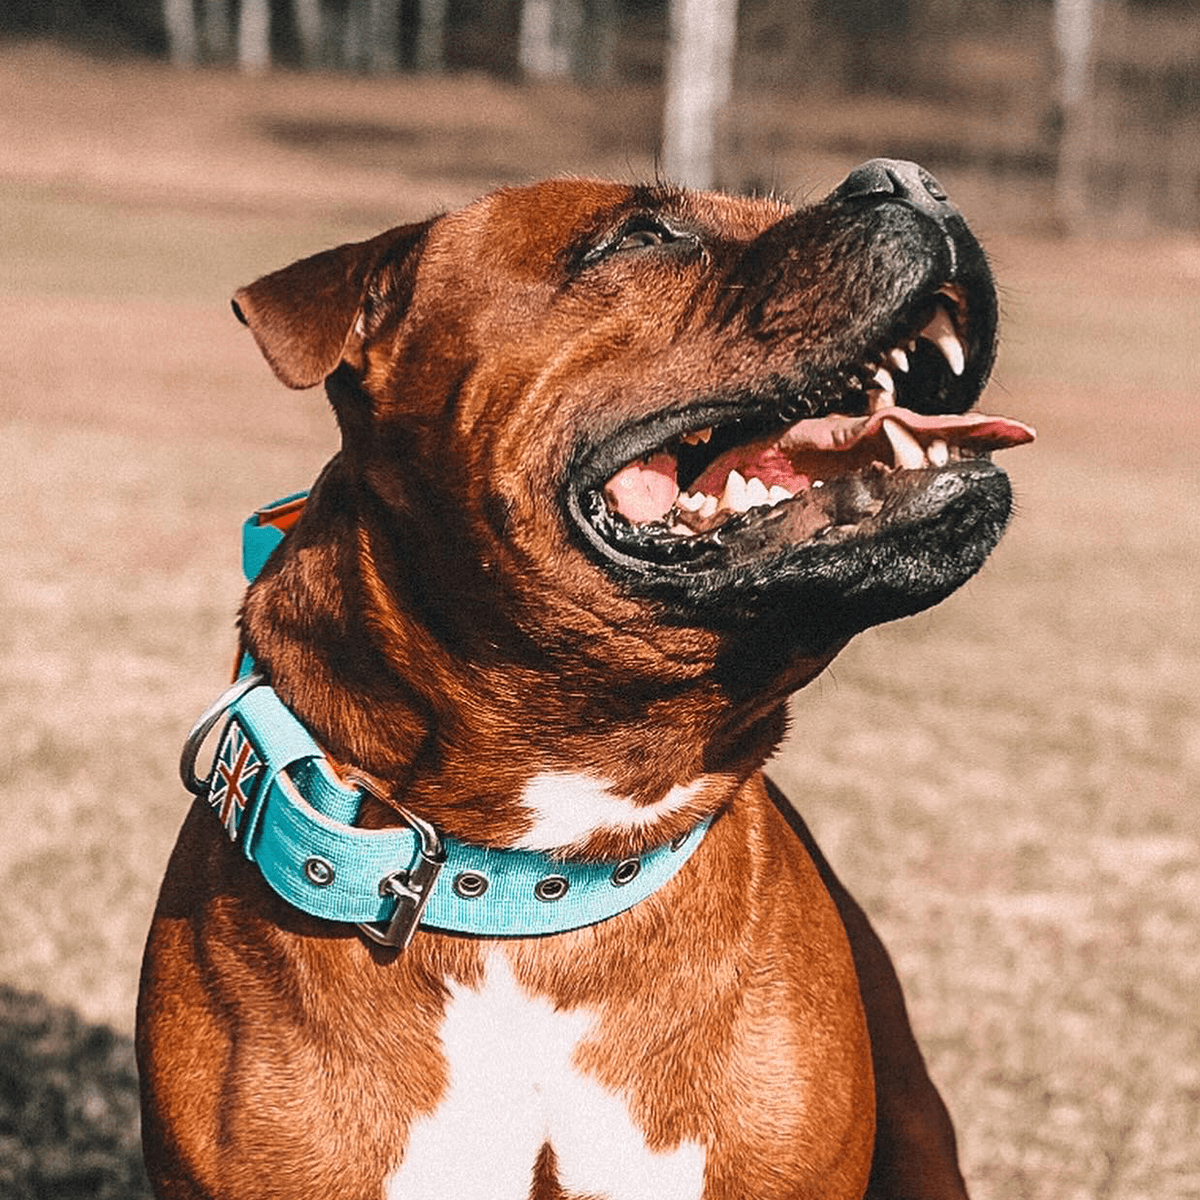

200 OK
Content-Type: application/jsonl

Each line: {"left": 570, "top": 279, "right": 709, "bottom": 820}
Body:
{"left": 0, "top": 986, "right": 151, "bottom": 1199}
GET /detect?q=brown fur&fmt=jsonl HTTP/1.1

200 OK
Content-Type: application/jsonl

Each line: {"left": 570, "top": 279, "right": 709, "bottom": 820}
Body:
{"left": 139, "top": 179, "right": 972, "bottom": 1199}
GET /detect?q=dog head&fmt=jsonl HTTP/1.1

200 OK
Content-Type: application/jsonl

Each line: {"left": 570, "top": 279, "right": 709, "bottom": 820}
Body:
{"left": 233, "top": 166, "right": 1031, "bottom": 830}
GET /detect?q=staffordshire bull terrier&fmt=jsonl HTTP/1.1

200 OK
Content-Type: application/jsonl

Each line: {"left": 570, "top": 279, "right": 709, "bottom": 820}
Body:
{"left": 138, "top": 160, "right": 1033, "bottom": 1200}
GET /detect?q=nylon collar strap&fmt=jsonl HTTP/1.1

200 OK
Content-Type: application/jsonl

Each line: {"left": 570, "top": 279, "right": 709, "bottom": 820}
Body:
{"left": 180, "top": 494, "right": 711, "bottom": 949}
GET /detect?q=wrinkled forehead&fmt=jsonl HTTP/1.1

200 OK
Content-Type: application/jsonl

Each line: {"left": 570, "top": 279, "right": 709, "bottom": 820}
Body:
{"left": 424, "top": 178, "right": 792, "bottom": 275}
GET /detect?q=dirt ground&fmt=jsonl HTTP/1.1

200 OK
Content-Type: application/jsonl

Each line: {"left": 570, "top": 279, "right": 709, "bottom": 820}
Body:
{"left": 2, "top": 42, "right": 1198, "bottom": 1199}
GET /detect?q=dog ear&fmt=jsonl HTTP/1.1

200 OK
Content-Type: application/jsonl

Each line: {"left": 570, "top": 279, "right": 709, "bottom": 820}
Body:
{"left": 232, "top": 221, "right": 431, "bottom": 389}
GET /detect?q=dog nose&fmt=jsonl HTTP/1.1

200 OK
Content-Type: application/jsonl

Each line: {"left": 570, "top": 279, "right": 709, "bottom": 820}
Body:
{"left": 830, "top": 159, "right": 959, "bottom": 225}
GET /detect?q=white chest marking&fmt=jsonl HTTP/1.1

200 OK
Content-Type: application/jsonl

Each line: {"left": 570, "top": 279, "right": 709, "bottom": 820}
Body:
{"left": 383, "top": 954, "right": 706, "bottom": 1200}
{"left": 515, "top": 771, "right": 708, "bottom": 852}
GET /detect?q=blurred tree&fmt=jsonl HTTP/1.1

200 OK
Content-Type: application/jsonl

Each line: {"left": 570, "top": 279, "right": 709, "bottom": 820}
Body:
{"left": 339, "top": 0, "right": 368, "bottom": 69}
{"left": 415, "top": 0, "right": 448, "bottom": 72}
{"left": 366, "top": 0, "right": 402, "bottom": 72}
{"left": 1054, "top": 0, "right": 1096, "bottom": 229}
{"left": 292, "top": 0, "right": 322, "bottom": 66}
{"left": 519, "top": 0, "right": 581, "bottom": 77}
{"left": 577, "top": 0, "right": 619, "bottom": 83}
{"left": 238, "top": 0, "right": 271, "bottom": 69}
{"left": 816, "top": 0, "right": 911, "bottom": 95}
{"left": 201, "top": 0, "right": 233, "bottom": 59}
{"left": 518, "top": 0, "right": 619, "bottom": 81}
{"left": 662, "top": 0, "right": 738, "bottom": 188}
{"left": 163, "top": 0, "right": 198, "bottom": 64}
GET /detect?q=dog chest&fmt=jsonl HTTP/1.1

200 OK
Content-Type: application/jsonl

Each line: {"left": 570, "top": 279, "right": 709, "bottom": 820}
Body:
{"left": 382, "top": 951, "right": 707, "bottom": 1200}
{"left": 514, "top": 770, "right": 712, "bottom": 850}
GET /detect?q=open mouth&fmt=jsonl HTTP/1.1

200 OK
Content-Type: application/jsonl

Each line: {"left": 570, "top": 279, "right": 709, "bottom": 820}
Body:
{"left": 569, "top": 285, "right": 1034, "bottom": 572}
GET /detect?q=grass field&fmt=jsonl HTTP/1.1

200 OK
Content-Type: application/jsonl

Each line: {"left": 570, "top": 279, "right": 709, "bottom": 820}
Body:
{"left": 2, "top": 43, "right": 1198, "bottom": 1199}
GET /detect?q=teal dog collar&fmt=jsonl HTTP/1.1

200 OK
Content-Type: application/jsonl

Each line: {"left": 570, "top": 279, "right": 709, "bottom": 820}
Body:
{"left": 178, "top": 495, "right": 711, "bottom": 948}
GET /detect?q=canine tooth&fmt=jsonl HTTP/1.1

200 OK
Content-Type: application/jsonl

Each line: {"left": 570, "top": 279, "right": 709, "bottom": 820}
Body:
{"left": 920, "top": 307, "right": 966, "bottom": 376}
{"left": 886, "top": 347, "right": 910, "bottom": 373}
{"left": 677, "top": 490, "right": 706, "bottom": 512}
{"left": 681, "top": 426, "right": 714, "bottom": 445}
{"left": 719, "top": 470, "right": 751, "bottom": 512}
{"left": 882, "top": 418, "right": 927, "bottom": 470}
{"left": 744, "top": 476, "right": 771, "bottom": 508}
{"left": 927, "top": 438, "right": 950, "bottom": 467}
{"left": 868, "top": 363, "right": 896, "bottom": 413}
{"left": 767, "top": 484, "right": 793, "bottom": 505}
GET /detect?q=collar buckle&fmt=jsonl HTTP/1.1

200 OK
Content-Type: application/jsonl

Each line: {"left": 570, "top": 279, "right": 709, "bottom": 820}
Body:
{"left": 355, "top": 798, "right": 446, "bottom": 950}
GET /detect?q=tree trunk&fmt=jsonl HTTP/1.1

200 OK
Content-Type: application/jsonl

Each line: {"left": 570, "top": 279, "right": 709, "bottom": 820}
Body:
{"left": 662, "top": 0, "right": 739, "bottom": 190}
{"left": 415, "top": 0, "right": 447, "bottom": 73}
{"left": 1053, "top": 0, "right": 1096, "bottom": 232}
{"left": 292, "top": 0, "right": 323, "bottom": 68}
{"left": 366, "top": 0, "right": 402, "bottom": 73}
{"left": 200, "top": 0, "right": 232, "bottom": 61}
{"left": 519, "top": 0, "right": 582, "bottom": 79}
{"left": 340, "top": 1, "right": 369, "bottom": 71}
{"left": 576, "top": 0, "right": 618, "bottom": 84}
{"left": 163, "top": 0, "right": 199, "bottom": 66}
{"left": 237, "top": 0, "right": 271, "bottom": 71}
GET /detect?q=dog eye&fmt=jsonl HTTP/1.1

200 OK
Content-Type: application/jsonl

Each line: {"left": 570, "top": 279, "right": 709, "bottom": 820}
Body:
{"left": 580, "top": 219, "right": 695, "bottom": 268}
{"left": 614, "top": 226, "right": 671, "bottom": 253}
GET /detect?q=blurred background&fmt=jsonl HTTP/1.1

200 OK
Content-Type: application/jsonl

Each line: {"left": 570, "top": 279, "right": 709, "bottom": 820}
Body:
{"left": 2, "top": 2, "right": 1198, "bottom": 1197}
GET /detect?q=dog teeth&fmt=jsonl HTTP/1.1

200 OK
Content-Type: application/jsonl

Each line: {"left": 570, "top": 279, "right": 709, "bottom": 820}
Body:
{"left": 676, "top": 478, "right": 794, "bottom": 529}
{"left": 919, "top": 306, "right": 966, "bottom": 376}
{"left": 719, "top": 471, "right": 783, "bottom": 514}
{"left": 868, "top": 364, "right": 896, "bottom": 413}
{"left": 681, "top": 426, "right": 714, "bottom": 445}
{"left": 885, "top": 347, "right": 909, "bottom": 373}
{"left": 882, "top": 418, "right": 927, "bottom": 470}
{"left": 744, "top": 476, "right": 771, "bottom": 508}
{"left": 719, "top": 470, "right": 751, "bottom": 512}
{"left": 927, "top": 438, "right": 950, "bottom": 467}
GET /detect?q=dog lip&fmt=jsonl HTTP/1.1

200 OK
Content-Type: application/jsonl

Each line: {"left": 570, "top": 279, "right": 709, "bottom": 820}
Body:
{"left": 568, "top": 456, "right": 1012, "bottom": 580}
{"left": 562, "top": 264, "right": 1014, "bottom": 574}
{"left": 576, "top": 404, "right": 1032, "bottom": 530}
{"left": 568, "top": 399, "right": 771, "bottom": 490}
{"left": 565, "top": 391, "right": 1034, "bottom": 575}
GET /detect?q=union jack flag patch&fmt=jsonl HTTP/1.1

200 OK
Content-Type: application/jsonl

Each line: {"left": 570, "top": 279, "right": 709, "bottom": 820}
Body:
{"left": 207, "top": 718, "right": 264, "bottom": 841}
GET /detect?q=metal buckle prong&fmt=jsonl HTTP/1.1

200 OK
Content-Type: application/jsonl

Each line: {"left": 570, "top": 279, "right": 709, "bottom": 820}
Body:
{"left": 357, "top": 803, "right": 445, "bottom": 950}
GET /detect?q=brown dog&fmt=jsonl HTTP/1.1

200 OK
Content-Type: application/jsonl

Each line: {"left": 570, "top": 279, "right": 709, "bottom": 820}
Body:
{"left": 138, "top": 163, "right": 1032, "bottom": 1200}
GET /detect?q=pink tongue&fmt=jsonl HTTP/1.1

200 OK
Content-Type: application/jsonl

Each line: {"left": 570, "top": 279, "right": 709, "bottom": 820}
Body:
{"left": 780, "top": 408, "right": 1036, "bottom": 453}
{"left": 692, "top": 408, "right": 1036, "bottom": 497}
{"left": 604, "top": 450, "right": 679, "bottom": 524}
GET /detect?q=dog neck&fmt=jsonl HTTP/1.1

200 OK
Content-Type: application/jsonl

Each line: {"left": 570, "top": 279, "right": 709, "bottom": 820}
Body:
{"left": 238, "top": 463, "right": 798, "bottom": 852}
